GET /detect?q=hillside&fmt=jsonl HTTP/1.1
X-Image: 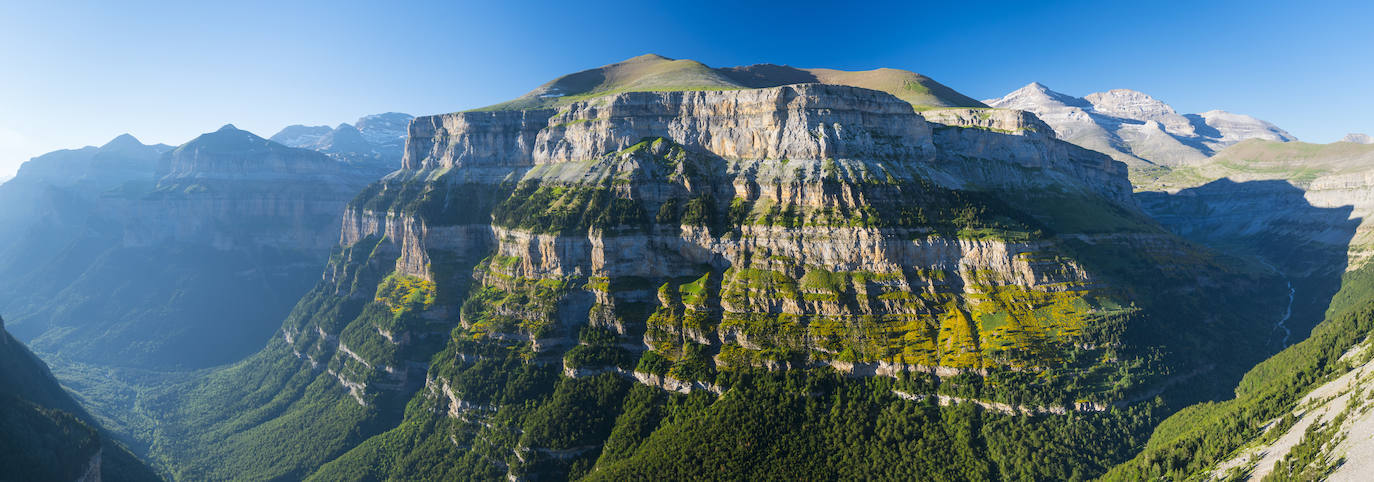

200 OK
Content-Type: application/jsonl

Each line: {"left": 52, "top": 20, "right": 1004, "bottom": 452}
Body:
{"left": 477, "top": 54, "right": 986, "bottom": 112}
{"left": 0, "top": 316, "right": 160, "bottom": 482}
{"left": 1104, "top": 261, "right": 1374, "bottom": 480}
{"left": 123, "top": 79, "right": 1289, "bottom": 481}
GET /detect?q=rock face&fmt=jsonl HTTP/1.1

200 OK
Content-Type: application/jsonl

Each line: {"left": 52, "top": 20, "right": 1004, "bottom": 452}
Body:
{"left": 272, "top": 112, "right": 414, "bottom": 172}
{"left": 135, "top": 125, "right": 370, "bottom": 251}
{"left": 0, "top": 126, "right": 381, "bottom": 369}
{"left": 985, "top": 82, "right": 1295, "bottom": 167}
{"left": 405, "top": 84, "right": 1128, "bottom": 201}
{"left": 1341, "top": 133, "right": 1373, "bottom": 144}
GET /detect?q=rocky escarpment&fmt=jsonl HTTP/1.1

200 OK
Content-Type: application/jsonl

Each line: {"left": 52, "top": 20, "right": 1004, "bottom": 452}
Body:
{"left": 0, "top": 126, "right": 385, "bottom": 370}
{"left": 282, "top": 82, "right": 1285, "bottom": 481}
{"left": 128, "top": 124, "right": 374, "bottom": 251}
{"left": 215, "top": 87, "right": 1239, "bottom": 453}
{"left": 313, "top": 84, "right": 1270, "bottom": 409}
{"left": 1140, "top": 140, "right": 1374, "bottom": 266}
{"left": 405, "top": 85, "right": 933, "bottom": 171}
{"left": 150, "top": 80, "right": 1285, "bottom": 481}
{"left": 405, "top": 84, "right": 1129, "bottom": 203}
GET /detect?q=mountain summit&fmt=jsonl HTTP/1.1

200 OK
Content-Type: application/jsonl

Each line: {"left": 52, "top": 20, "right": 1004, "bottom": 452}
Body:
{"left": 478, "top": 54, "right": 986, "bottom": 111}
{"left": 985, "top": 83, "right": 1295, "bottom": 167}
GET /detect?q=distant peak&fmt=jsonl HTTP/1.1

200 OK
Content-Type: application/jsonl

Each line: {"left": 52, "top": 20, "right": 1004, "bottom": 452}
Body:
{"left": 1011, "top": 82, "right": 1064, "bottom": 97}
{"left": 627, "top": 53, "right": 672, "bottom": 62}
{"left": 988, "top": 82, "right": 1087, "bottom": 109}
{"left": 218, "top": 124, "right": 240, "bottom": 132}
{"left": 100, "top": 133, "right": 143, "bottom": 149}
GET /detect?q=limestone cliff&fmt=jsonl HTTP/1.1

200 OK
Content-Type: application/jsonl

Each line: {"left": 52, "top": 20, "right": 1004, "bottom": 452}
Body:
{"left": 147, "top": 74, "right": 1285, "bottom": 481}
{"left": 298, "top": 84, "right": 1271, "bottom": 424}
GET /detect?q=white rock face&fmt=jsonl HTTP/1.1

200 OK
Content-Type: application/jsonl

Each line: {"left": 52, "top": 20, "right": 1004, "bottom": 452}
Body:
{"left": 1341, "top": 133, "right": 1373, "bottom": 144}
{"left": 404, "top": 84, "right": 937, "bottom": 171}
{"left": 985, "top": 83, "right": 1296, "bottom": 167}
{"left": 402, "top": 84, "right": 1131, "bottom": 203}
{"left": 1196, "top": 110, "right": 1293, "bottom": 144}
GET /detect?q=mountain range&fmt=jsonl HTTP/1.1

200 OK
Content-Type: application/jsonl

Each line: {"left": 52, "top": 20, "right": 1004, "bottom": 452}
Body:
{"left": 270, "top": 112, "right": 413, "bottom": 170}
{"left": 985, "top": 82, "right": 1295, "bottom": 169}
{"left": 1, "top": 54, "right": 1370, "bottom": 481}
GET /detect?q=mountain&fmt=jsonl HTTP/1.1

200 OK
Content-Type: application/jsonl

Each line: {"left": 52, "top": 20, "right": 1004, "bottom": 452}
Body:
{"left": 270, "top": 112, "right": 414, "bottom": 171}
{"left": 984, "top": 82, "right": 1295, "bottom": 168}
{"left": 0, "top": 126, "right": 380, "bottom": 370}
{"left": 1341, "top": 132, "right": 1373, "bottom": 144}
{"left": 478, "top": 54, "right": 986, "bottom": 112}
{"left": 121, "top": 61, "right": 1293, "bottom": 480}
{"left": 0, "top": 315, "right": 161, "bottom": 482}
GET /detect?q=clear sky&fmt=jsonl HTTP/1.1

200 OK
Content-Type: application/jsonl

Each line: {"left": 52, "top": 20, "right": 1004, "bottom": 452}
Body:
{"left": 1, "top": 0, "right": 1370, "bottom": 179}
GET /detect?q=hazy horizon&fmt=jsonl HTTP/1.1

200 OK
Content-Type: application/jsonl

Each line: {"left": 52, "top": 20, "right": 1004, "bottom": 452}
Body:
{"left": 2, "top": 0, "right": 1370, "bottom": 179}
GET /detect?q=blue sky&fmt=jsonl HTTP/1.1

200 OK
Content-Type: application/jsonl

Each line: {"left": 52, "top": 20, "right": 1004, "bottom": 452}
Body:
{"left": 1, "top": 0, "right": 1370, "bottom": 179}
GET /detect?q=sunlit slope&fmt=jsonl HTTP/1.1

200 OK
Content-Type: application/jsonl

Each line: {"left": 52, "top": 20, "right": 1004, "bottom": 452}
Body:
{"left": 478, "top": 54, "right": 986, "bottom": 111}
{"left": 719, "top": 63, "right": 987, "bottom": 109}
